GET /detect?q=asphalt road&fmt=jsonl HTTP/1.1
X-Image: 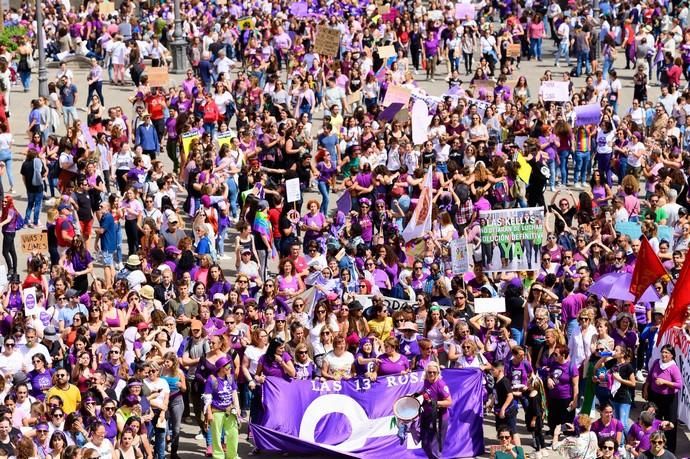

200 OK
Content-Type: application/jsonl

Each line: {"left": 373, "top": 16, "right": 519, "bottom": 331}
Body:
{"left": 5, "top": 39, "right": 689, "bottom": 458}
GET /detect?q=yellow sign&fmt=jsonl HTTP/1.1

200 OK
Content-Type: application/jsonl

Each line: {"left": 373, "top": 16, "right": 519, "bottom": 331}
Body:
{"left": 181, "top": 131, "right": 201, "bottom": 155}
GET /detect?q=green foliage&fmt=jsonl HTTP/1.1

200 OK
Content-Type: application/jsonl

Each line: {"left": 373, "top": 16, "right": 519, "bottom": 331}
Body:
{"left": 0, "top": 26, "right": 27, "bottom": 52}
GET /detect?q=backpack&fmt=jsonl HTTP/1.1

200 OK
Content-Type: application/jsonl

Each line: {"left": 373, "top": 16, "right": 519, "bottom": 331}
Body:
{"left": 510, "top": 178, "right": 526, "bottom": 200}
{"left": 13, "top": 212, "right": 24, "bottom": 231}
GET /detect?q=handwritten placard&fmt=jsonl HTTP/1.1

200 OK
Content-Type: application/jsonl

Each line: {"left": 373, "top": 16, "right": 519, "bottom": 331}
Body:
{"left": 100, "top": 1, "right": 115, "bottom": 14}
{"left": 378, "top": 4, "right": 390, "bottom": 14}
{"left": 286, "top": 178, "right": 301, "bottom": 203}
{"left": 314, "top": 26, "right": 341, "bottom": 57}
{"left": 346, "top": 90, "right": 361, "bottom": 107}
{"left": 20, "top": 231, "right": 48, "bottom": 254}
{"left": 377, "top": 45, "right": 396, "bottom": 59}
{"left": 146, "top": 67, "right": 169, "bottom": 87}
{"left": 541, "top": 80, "right": 570, "bottom": 102}
{"left": 474, "top": 297, "right": 507, "bottom": 314}
{"left": 507, "top": 43, "right": 521, "bottom": 58}
{"left": 382, "top": 85, "right": 411, "bottom": 107}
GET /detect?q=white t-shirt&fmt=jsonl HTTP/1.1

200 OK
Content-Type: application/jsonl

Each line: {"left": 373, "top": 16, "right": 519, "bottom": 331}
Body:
{"left": 324, "top": 351, "right": 355, "bottom": 378}
{"left": 0, "top": 133, "right": 12, "bottom": 151}
{"left": 244, "top": 345, "right": 267, "bottom": 377}
{"left": 83, "top": 439, "right": 114, "bottom": 459}
{"left": 144, "top": 377, "right": 170, "bottom": 408}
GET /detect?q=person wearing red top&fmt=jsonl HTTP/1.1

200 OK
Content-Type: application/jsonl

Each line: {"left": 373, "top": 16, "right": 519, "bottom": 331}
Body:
{"left": 202, "top": 92, "right": 220, "bottom": 137}
{"left": 145, "top": 87, "right": 167, "bottom": 145}
{"left": 623, "top": 19, "right": 636, "bottom": 69}
{"left": 666, "top": 57, "right": 682, "bottom": 87}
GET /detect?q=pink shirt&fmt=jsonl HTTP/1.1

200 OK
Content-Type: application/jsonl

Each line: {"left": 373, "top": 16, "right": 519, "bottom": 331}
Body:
{"left": 528, "top": 22, "right": 545, "bottom": 39}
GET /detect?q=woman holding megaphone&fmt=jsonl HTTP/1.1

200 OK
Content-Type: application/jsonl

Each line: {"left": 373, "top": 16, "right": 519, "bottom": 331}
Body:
{"left": 417, "top": 362, "right": 452, "bottom": 459}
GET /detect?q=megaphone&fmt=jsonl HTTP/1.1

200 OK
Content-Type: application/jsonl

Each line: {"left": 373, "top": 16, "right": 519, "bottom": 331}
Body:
{"left": 393, "top": 394, "right": 423, "bottom": 423}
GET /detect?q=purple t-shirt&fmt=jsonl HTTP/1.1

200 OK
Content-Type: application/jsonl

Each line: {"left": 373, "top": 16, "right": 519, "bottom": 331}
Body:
{"left": 399, "top": 337, "right": 421, "bottom": 361}
{"left": 612, "top": 329, "right": 638, "bottom": 352}
{"left": 561, "top": 292, "right": 587, "bottom": 322}
{"left": 592, "top": 418, "right": 623, "bottom": 441}
{"left": 205, "top": 375, "right": 238, "bottom": 410}
{"left": 506, "top": 358, "right": 533, "bottom": 388}
{"left": 547, "top": 360, "right": 577, "bottom": 400}
{"left": 354, "top": 352, "right": 377, "bottom": 376}
{"left": 421, "top": 378, "right": 450, "bottom": 420}
{"left": 257, "top": 351, "right": 293, "bottom": 378}
{"left": 628, "top": 419, "right": 662, "bottom": 452}
{"left": 377, "top": 354, "right": 410, "bottom": 376}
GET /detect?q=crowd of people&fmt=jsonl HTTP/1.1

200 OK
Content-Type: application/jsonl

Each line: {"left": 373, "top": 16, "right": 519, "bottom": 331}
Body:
{"left": 0, "top": 0, "right": 687, "bottom": 458}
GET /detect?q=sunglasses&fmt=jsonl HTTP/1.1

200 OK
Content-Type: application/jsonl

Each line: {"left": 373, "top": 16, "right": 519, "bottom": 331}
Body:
{"left": 601, "top": 446, "right": 614, "bottom": 451}
{"left": 498, "top": 435, "right": 511, "bottom": 439}
{"left": 651, "top": 440, "right": 665, "bottom": 445}
{"left": 297, "top": 351, "right": 308, "bottom": 355}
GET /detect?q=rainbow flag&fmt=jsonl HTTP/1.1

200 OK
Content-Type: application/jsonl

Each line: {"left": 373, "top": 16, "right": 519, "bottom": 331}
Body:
{"left": 253, "top": 210, "right": 276, "bottom": 257}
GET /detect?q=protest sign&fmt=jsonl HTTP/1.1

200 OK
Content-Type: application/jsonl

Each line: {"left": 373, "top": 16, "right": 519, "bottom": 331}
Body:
{"left": 378, "top": 4, "right": 390, "bottom": 14}
{"left": 382, "top": 85, "right": 411, "bottom": 107}
{"left": 411, "top": 99, "right": 430, "bottom": 145}
{"left": 23, "top": 287, "right": 37, "bottom": 315}
{"left": 381, "top": 8, "right": 398, "bottom": 22}
{"left": 540, "top": 81, "right": 570, "bottom": 102}
{"left": 574, "top": 103, "right": 602, "bottom": 126}
{"left": 377, "top": 45, "right": 396, "bottom": 59}
{"left": 615, "top": 222, "right": 642, "bottom": 241}
{"left": 20, "top": 232, "right": 48, "bottom": 254}
{"left": 450, "top": 237, "right": 470, "bottom": 275}
{"left": 216, "top": 131, "right": 234, "bottom": 149}
{"left": 473, "top": 79, "right": 496, "bottom": 91}
{"left": 507, "top": 44, "right": 521, "bottom": 58}
{"left": 238, "top": 16, "right": 256, "bottom": 30}
{"left": 658, "top": 225, "right": 673, "bottom": 243}
{"left": 80, "top": 124, "right": 96, "bottom": 150}
{"left": 463, "top": 96, "right": 490, "bottom": 118}
{"left": 378, "top": 102, "right": 404, "bottom": 122}
{"left": 286, "top": 178, "right": 301, "bottom": 203}
{"left": 455, "top": 3, "right": 475, "bottom": 19}
{"left": 474, "top": 297, "right": 507, "bottom": 314}
{"left": 428, "top": 10, "right": 443, "bottom": 20}
{"left": 479, "top": 207, "right": 545, "bottom": 272}
{"left": 314, "top": 27, "right": 341, "bottom": 57}
{"left": 100, "top": 1, "right": 115, "bottom": 14}
{"left": 354, "top": 294, "right": 414, "bottom": 312}
{"left": 346, "top": 90, "right": 361, "bottom": 108}
{"left": 146, "top": 67, "right": 169, "bottom": 87}
{"left": 289, "top": 1, "right": 308, "bottom": 17}
{"left": 253, "top": 369, "right": 485, "bottom": 458}
{"left": 336, "top": 191, "right": 352, "bottom": 214}
{"left": 181, "top": 131, "right": 200, "bottom": 155}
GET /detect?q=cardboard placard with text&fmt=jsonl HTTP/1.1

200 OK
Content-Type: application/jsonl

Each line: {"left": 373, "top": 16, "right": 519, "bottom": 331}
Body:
{"left": 20, "top": 232, "right": 48, "bottom": 254}
{"left": 314, "top": 27, "right": 341, "bottom": 57}
{"left": 377, "top": 45, "right": 396, "bottom": 59}
{"left": 100, "top": 1, "right": 115, "bottom": 14}
{"left": 146, "top": 67, "right": 169, "bottom": 87}
{"left": 507, "top": 43, "right": 521, "bottom": 58}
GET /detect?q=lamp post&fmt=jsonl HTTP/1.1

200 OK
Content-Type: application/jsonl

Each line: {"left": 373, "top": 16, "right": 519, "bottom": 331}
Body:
{"left": 36, "top": 0, "right": 48, "bottom": 97}
{"left": 169, "top": 0, "right": 188, "bottom": 74}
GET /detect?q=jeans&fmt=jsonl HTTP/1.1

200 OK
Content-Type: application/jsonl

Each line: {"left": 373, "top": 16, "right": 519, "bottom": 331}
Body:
{"left": 511, "top": 327, "right": 524, "bottom": 345}
{"left": 529, "top": 38, "right": 542, "bottom": 60}
{"left": 547, "top": 158, "right": 556, "bottom": 189}
{"left": 25, "top": 192, "right": 42, "bottom": 225}
{"left": 574, "top": 151, "right": 591, "bottom": 184}
{"left": 317, "top": 180, "right": 330, "bottom": 215}
{"left": 87, "top": 81, "right": 104, "bottom": 105}
{"left": 226, "top": 178, "right": 239, "bottom": 219}
{"left": 114, "top": 223, "right": 123, "bottom": 265}
{"left": 612, "top": 401, "right": 632, "bottom": 434}
{"left": 618, "top": 156, "right": 628, "bottom": 182}
{"left": 168, "top": 395, "right": 184, "bottom": 458}
{"left": 602, "top": 56, "right": 614, "bottom": 80}
{"left": 257, "top": 248, "right": 269, "bottom": 279}
{"left": 203, "top": 122, "right": 216, "bottom": 137}
{"left": 577, "top": 50, "right": 591, "bottom": 76}
{"left": 555, "top": 41, "right": 570, "bottom": 66}
{"left": 153, "top": 424, "right": 166, "bottom": 459}
{"left": 62, "top": 105, "right": 79, "bottom": 127}
{"left": 566, "top": 318, "right": 579, "bottom": 342}
{"left": 216, "top": 225, "right": 230, "bottom": 256}
{"left": 597, "top": 153, "right": 613, "bottom": 186}
{"left": 19, "top": 71, "right": 31, "bottom": 90}
{"left": 210, "top": 411, "right": 239, "bottom": 459}
{"left": 0, "top": 149, "right": 12, "bottom": 188}
{"left": 558, "top": 150, "right": 571, "bottom": 185}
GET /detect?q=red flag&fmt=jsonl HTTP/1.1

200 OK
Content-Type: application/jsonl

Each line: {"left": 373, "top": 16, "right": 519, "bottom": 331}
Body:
{"left": 658, "top": 258, "right": 690, "bottom": 343}
{"left": 629, "top": 236, "right": 668, "bottom": 302}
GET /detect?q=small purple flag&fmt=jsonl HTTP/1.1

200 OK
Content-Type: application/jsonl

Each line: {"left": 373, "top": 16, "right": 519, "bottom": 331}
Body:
{"left": 377, "top": 102, "right": 404, "bottom": 122}
{"left": 290, "top": 1, "right": 308, "bottom": 17}
{"left": 337, "top": 191, "right": 352, "bottom": 214}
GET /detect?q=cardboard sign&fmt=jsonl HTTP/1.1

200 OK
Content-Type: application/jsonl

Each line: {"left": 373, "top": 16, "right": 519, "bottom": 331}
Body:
{"left": 473, "top": 79, "right": 496, "bottom": 91}
{"left": 474, "top": 297, "right": 507, "bottom": 314}
{"left": 377, "top": 45, "right": 396, "bottom": 59}
{"left": 146, "top": 67, "right": 169, "bottom": 87}
{"left": 346, "top": 90, "right": 361, "bottom": 107}
{"left": 541, "top": 80, "right": 570, "bottom": 102}
{"left": 286, "top": 178, "right": 301, "bottom": 203}
{"left": 382, "top": 85, "right": 411, "bottom": 107}
{"left": 100, "top": 1, "right": 115, "bottom": 14}
{"left": 428, "top": 10, "right": 443, "bottom": 20}
{"left": 507, "top": 43, "right": 521, "bottom": 58}
{"left": 314, "top": 27, "right": 341, "bottom": 57}
{"left": 20, "top": 232, "right": 48, "bottom": 254}
{"left": 378, "top": 4, "right": 390, "bottom": 14}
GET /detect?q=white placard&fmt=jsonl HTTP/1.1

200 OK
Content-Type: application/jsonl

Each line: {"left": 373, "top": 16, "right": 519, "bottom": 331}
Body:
{"left": 450, "top": 237, "right": 470, "bottom": 275}
{"left": 286, "top": 178, "right": 301, "bottom": 203}
{"left": 474, "top": 297, "right": 506, "bottom": 314}
{"left": 23, "top": 287, "right": 38, "bottom": 315}
{"left": 540, "top": 81, "right": 570, "bottom": 102}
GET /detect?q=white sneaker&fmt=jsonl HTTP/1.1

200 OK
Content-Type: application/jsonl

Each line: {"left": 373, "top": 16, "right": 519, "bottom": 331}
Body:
{"left": 194, "top": 433, "right": 204, "bottom": 440}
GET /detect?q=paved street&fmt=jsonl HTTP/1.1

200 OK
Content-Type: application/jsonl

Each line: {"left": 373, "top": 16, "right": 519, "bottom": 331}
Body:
{"left": 4, "top": 39, "right": 689, "bottom": 458}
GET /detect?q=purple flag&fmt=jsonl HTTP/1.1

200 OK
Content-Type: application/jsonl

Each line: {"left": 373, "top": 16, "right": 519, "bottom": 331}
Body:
{"left": 290, "top": 1, "right": 308, "bottom": 17}
{"left": 574, "top": 103, "right": 602, "bottom": 127}
{"left": 378, "top": 103, "right": 404, "bottom": 122}
{"left": 337, "top": 191, "right": 352, "bottom": 214}
{"left": 251, "top": 369, "right": 485, "bottom": 458}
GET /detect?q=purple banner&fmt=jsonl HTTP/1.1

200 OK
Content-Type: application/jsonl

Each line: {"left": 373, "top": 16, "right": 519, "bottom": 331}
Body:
{"left": 252, "top": 369, "right": 485, "bottom": 458}
{"left": 337, "top": 190, "right": 352, "bottom": 215}
{"left": 574, "top": 103, "right": 602, "bottom": 127}
{"left": 289, "top": 1, "right": 308, "bottom": 17}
